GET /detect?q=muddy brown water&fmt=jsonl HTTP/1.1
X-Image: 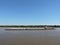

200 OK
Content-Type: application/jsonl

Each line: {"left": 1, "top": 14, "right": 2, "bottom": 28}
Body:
{"left": 0, "top": 28, "right": 60, "bottom": 45}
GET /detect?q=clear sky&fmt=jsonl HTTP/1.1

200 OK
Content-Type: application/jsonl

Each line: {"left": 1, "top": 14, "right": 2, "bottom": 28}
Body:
{"left": 0, "top": 0, "right": 60, "bottom": 25}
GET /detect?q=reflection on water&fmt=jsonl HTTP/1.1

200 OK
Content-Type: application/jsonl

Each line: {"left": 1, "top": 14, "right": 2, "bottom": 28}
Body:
{"left": 0, "top": 28, "right": 60, "bottom": 45}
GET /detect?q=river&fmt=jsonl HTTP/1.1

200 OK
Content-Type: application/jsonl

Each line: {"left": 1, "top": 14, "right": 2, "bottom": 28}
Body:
{"left": 0, "top": 28, "right": 60, "bottom": 45}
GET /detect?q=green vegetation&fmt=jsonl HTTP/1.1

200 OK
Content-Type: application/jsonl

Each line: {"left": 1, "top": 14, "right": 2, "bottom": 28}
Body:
{"left": 0, "top": 25, "right": 60, "bottom": 28}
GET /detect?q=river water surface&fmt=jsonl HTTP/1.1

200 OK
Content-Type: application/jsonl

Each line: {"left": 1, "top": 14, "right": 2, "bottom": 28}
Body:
{"left": 0, "top": 28, "right": 60, "bottom": 45}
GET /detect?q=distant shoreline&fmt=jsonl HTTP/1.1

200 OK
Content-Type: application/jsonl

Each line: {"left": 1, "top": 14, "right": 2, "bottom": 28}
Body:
{"left": 0, "top": 25, "right": 59, "bottom": 30}
{"left": 0, "top": 25, "right": 60, "bottom": 27}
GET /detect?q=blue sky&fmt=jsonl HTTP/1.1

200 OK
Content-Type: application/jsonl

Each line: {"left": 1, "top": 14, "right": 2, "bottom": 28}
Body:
{"left": 0, "top": 0, "right": 60, "bottom": 25}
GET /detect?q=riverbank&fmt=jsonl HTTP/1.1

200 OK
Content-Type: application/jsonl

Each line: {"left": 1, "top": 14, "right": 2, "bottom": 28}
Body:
{"left": 0, "top": 25, "right": 58, "bottom": 30}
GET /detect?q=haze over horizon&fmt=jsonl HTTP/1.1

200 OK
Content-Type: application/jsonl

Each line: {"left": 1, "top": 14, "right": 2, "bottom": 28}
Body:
{"left": 0, "top": 0, "right": 60, "bottom": 25}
